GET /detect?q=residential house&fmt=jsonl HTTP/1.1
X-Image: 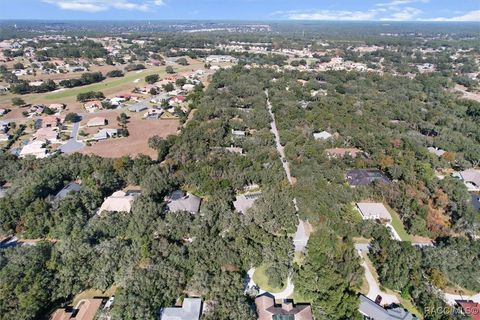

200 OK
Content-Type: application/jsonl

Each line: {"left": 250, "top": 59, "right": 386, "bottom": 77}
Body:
{"left": 48, "top": 103, "right": 65, "bottom": 113}
{"left": 233, "top": 192, "right": 262, "bottom": 213}
{"left": 143, "top": 108, "right": 163, "bottom": 119}
{"left": 427, "top": 147, "right": 446, "bottom": 157}
{"left": 456, "top": 300, "right": 480, "bottom": 320}
{"left": 255, "top": 294, "right": 313, "bottom": 320}
{"left": 225, "top": 146, "right": 243, "bottom": 154}
{"left": 50, "top": 299, "right": 103, "bottom": 320}
{"left": 0, "top": 108, "right": 7, "bottom": 116}
{"left": 206, "top": 55, "right": 237, "bottom": 63}
{"left": 98, "top": 190, "right": 138, "bottom": 214}
{"left": 166, "top": 190, "right": 202, "bottom": 214}
{"left": 182, "top": 83, "right": 196, "bottom": 92}
{"left": 55, "top": 182, "right": 82, "bottom": 200}
{"left": 109, "top": 97, "right": 126, "bottom": 107}
{"left": 0, "top": 133, "right": 9, "bottom": 142}
{"left": 128, "top": 102, "right": 149, "bottom": 112}
{"left": 356, "top": 203, "right": 392, "bottom": 222}
{"left": 34, "top": 127, "right": 58, "bottom": 143}
{"left": 325, "top": 147, "right": 363, "bottom": 158}
{"left": 94, "top": 128, "right": 118, "bottom": 140}
{"left": 160, "top": 298, "right": 202, "bottom": 320}
{"left": 87, "top": 117, "right": 107, "bottom": 127}
{"left": 84, "top": 101, "right": 102, "bottom": 113}
{"left": 313, "top": 130, "right": 333, "bottom": 141}
{"left": 456, "top": 169, "right": 480, "bottom": 192}
{"left": 359, "top": 295, "right": 418, "bottom": 320}
{"left": 346, "top": 169, "right": 390, "bottom": 187}
{"left": 19, "top": 140, "right": 48, "bottom": 159}
{"left": 0, "top": 120, "right": 9, "bottom": 133}
{"left": 41, "top": 115, "right": 60, "bottom": 128}
{"left": 232, "top": 129, "right": 246, "bottom": 137}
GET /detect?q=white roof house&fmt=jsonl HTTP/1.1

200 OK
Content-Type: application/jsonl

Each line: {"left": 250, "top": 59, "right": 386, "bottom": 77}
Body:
{"left": 459, "top": 169, "right": 480, "bottom": 191}
{"left": 166, "top": 191, "right": 202, "bottom": 214}
{"left": 356, "top": 203, "right": 392, "bottom": 222}
{"left": 94, "top": 128, "right": 118, "bottom": 140}
{"left": 427, "top": 147, "right": 446, "bottom": 157}
{"left": 87, "top": 117, "right": 107, "bottom": 127}
{"left": 160, "top": 298, "right": 202, "bottom": 320}
{"left": 232, "top": 192, "right": 262, "bottom": 214}
{"left": 313, "top": 131, "right": 333, "bottom": 141}
{"left": 19, "top": 141, "right": 48, "bottom": 159}
{"left": 98, "top": 190, "right": 138, "bottom": 214}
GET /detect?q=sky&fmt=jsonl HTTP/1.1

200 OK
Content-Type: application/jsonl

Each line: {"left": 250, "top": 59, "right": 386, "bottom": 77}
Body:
{"left": 1, "top": 0, "right": 479, "bottom": 21}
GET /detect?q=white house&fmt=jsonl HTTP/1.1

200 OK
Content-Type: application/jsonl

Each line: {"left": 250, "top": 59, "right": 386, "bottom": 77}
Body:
{"left": 313, "top": 130, "right": 333, "bottom": 141}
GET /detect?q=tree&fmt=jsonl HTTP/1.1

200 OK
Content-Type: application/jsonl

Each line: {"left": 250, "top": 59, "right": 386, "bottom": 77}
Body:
{"left": 176, "top": 57, "right": 189, "bottom": 66}
{"left": 11, "top": 97, "right": 26, "bottom": 106}
{"left": 106, "top": 70, "right": 124, "bottom": 77}
{"left": 145, "top": 74, "right": 159, "bottom": 84}
{"left": 64, "top": 112, "right": 80, "bottom": 123}
{"left": 165, "top": 66, "right": 175, "bottom": 74}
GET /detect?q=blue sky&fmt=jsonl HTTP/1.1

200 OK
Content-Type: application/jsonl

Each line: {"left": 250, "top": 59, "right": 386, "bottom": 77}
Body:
{"left": 1, "top": 0, "right": 479, "bottom": 21}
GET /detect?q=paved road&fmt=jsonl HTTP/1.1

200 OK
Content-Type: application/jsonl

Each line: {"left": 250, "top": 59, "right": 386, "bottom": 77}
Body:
{"left": 60, "top": 121, "right": 84, "bottom": 153}
{"left": 358, "top": 250, "right": 399, "bottom": 306}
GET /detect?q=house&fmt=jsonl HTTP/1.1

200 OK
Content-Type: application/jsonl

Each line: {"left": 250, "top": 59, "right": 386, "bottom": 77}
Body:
{"left": 427, "top": 147, "right": 446, "bottom": 157}
{"left": 313, "top": 130, "right": 333, "bottom": 141}
{"left": 169, "top": 95, "right": 186, "bottom": 105}
{"left": 0, "top": 120, "right": 9, "bottom": 133}
{"left": 206, "top": 55, "right": 237, "bottom": 64}
{"left": 48, "top": 103, "right": 65, "bottom": 113}
{"left": 233, "top": 192, "right": 262, "bottom": 213}
{"left": 128, "top": 102, "right": 149, "bottom": 112}
{"left": 346, "top": 169, "right": 390, "bottom": 187}
{"left": 359, "top": 295, "right": 418, "bottom": 320}
{"left": 225, "top": 146, "right": 243, "bottom": 154}
{"left": 325, "top": 147, "right": 363, "bottom": 158}
{"left": 456, "top": 169, "right": 480, "bottom": 191}
{"left": 456, "top": 300, "right": 480, "bottom": 320}
{"left": 50, "top": 298, "right": 103, "bottom": 320}
{"left": 98, "top": 190, "right": 138, "bottom": 214}
{"left": 19, "top": 141, "right": 48, "bottom": 159}
{"left": 182, "top": 83, "right": 196, "bottom": 92}
{"left": 356, "top": 203, "right": 392, "bottom": 222}
{"left": 109, "top": 97, "right": 126, "bottom": 107}
{"left": 0, "top": 133, "right": 9, "bottom": 142}
{"left": 34, "top": 127, "right": 58, "bottom": 143}
{"left": 166, "top": 190, "right": 202, "bottom": 214}
{"left": 0, "top": 108, "right": 7, "bottom": 116}
{"left": 94, "top": 128, "right": 118, "bottom": 140}
{"left": 232, "top": 129, "right": 246, "bottom": 137}
{"left": 55, "top": 182, "right": 82, "bottom": 200}
{"left": 293, "top": 220, "right": 312, "bottom": 252}
{"left": 84, "top": 101, "right": 102, "bottom": 113}
{"left": 160, "top": 298, "right": 202, "bottom": 320}
{"left": 87, "top": 117, "right": 107, "bottom": 127}
{"left": 143, "top": 108, "right": 163, "bottom": 119}
{"left": 41, "top": 115, "right": 60, "bottom": 128}
{"left": 255, "top": 294, "right": 313, "bottom": 320}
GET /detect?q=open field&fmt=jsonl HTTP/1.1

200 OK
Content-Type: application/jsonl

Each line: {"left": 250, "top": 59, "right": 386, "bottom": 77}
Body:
{"left": 80, "top": 117, "right": 179, "bottom": 159}
{"left": 0, "top": 59, "right": 204, "bottom": 110}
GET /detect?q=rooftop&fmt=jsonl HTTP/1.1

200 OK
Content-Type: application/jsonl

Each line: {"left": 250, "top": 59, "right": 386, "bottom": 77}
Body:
{"left": 346, "top": 169, "right": 390, "bottom": 187}
{"left": 160, "top": 298, "right": 202, "bottom": 320}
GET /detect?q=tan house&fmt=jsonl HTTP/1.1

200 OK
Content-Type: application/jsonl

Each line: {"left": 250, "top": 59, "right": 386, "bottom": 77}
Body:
{"left": 42, "top": 115, "right": 61, "bottom": 128}
{"left": 87, "top": 117, "right": 107, "bottom": 127}
{"left": 50, "top": 299, "right": 102, "bottom": 320}
{"left": 255, "top": 294, "right": 313, "bottom": 320}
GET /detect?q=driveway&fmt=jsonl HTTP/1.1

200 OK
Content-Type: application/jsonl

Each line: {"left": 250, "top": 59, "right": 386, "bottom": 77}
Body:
{"left": 60, "top": 121, "right": 84, "bottom": 153}
{"left": 358, "top": 250, "right": 399, "bottom": 306}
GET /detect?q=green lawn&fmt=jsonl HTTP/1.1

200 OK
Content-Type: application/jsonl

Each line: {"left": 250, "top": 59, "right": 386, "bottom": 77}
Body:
{"left": 44, "top": 66, "right": 168, "bottom": 100}
{"left": 252, "top": 264, "right": 287, "bottom": 293}
{"left": 387, "top": 206, "right": 413, "bottom": 242}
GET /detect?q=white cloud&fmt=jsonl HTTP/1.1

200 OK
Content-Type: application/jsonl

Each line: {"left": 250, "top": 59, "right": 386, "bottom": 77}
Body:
{"left": 376, "top": 0, "right": 429, "bottom": 7}
{"left": 42, "top": 0, "right": 164, "bottom": 12}
{"left": 283, "top": 10, "right": 378, "bottom": 21}
{"left": 425, "top": 10, "right": 480, "bottom": 22}
{"left": 380, "top": 7, "right": 422, "bottom": 21}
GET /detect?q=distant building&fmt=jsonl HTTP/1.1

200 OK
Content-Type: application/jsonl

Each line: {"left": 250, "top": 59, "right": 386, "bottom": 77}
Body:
{"left": 87, "top": 117, "right": 107, "bottom": 127}
{"left": 50, "top": 298, "right": 103, "bottom": 320}
{"left": 206, "top": 55, "right": 237, "bottom": 64}
{"left": 457, "top": 169, "right": 480, "bottom": 192}
{"left": 128, "top": 102, "right": 149, "bottom": 112}
{"left": 34, "top": 127, "right": 58, "bottom": 143}
{"left": 255, "top": 294, "right": 313, "bottom": 320}
{"left": 98, "top": 190, "right": 138, "bottom": 214}
{"left": 346, "top": 169, "right": 390, "bottom": 187}
{"left": 427, "top": 147, "right": 446, "bottom": 157}
{"left": 19, "top": 141, "right": 48, "bottom": 159}
{"left": 232, "top": 129, "right": 246, "bottom": 136}
{"left": 233, "top": 192, "right": 262, "bottom": 213}
{"left": 356, "top": 203, "right": 392, "bottom": 222}
{"left": 94, "top": 128, "right": 118, "bottom": 140}
{"left": 55, "top": 182, "right": 82, "bottom": 200}
{"left": 359, "top": 295, "right": 418, "bottom": 320}
{"left": 313, "top": 130, "right": 333, "bottom": 141}
{"left": 166, "top": 190, "right": 202, "bottom": 214}
{"left": 160, "top": 298, "right": 202, "bottom": 320}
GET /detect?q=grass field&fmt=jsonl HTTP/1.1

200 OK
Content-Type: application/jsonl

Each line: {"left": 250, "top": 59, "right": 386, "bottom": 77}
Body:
{"left": 252, "top": 264, "right": 287, "bottom": 293}
{"left": 386, "top": 206, "right": 413, "bottom": 242}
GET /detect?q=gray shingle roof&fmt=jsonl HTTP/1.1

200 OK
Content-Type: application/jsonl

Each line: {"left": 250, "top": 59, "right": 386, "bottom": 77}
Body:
{"left": 160, "top": 298, "right": 202, "bottom": 320}
{"left": 359, "top": 295, "right": 418, "bottom": 320}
